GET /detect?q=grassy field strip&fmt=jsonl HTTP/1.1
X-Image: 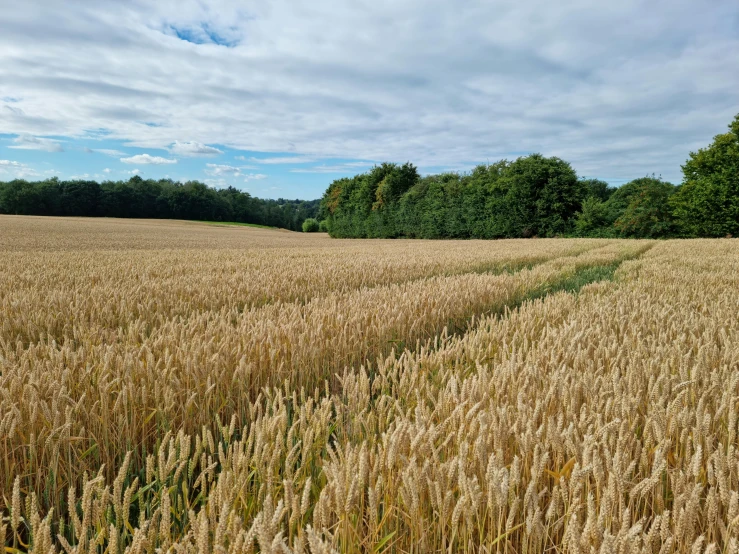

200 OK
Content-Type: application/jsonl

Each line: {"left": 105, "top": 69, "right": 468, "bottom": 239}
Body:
{"left": 0, "top": 240, "right": 605, "bottom": 348}
{"left": 443, "top": 240, "right": 655, "bottom": 336}
{"left": 0, "top": 241, "right": 646, "bottom": 523}
{"left": 202, "top": 221, "right": 277, "bottom": 229}
{"left": 15, "top": 239, "right": 728, "bottom": 553}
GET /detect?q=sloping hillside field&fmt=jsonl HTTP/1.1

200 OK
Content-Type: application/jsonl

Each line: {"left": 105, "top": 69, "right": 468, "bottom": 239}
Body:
{"left": 1, "top": 216, "right": 738, "bottom": 553}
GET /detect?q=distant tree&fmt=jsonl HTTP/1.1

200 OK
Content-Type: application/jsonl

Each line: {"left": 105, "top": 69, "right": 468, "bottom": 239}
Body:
{"left": 574, "top": 196, "right": 610, "bottom": 236}
{"left": 580, "top": 178, "right": 614, "bottom": 202}
{"left": 467, "top": 161, "right": 508, "bottom": 238}
{"left": 0, "top": 179, "right": 42, "bottom": 214}
{"left": 34, "top": 178, "right": 62, "bottom": 215}
{"left": 60, "top": 180, "right": 101, "bottom": 216}
{"left": 0, "top": 177, "right": 319, "bottom": 231}
{"left": 321, "top": 155, "right": 587, "bottom": 238}
{"left": 101, "top": 181, "right": 137, "bottom": 218}
{"left": 320, "top": 163, "right": 419, "bottom": 238}
{"left": 373, "top": 162, "right": 419, "bottom": 208}
{"left": 613, "top": 177, "right": 677, "bottom": 238}
{"left": 496, "top": 154, "right": 585, "bottom": 237}
{"left": 599, "top": 178, "right": 646, "bottom": 227}
{"left": 416, "top": 176, "right": 448, "bottom": 239}
{"left": 670, "top": 113, "right": 739, "bottom": 237}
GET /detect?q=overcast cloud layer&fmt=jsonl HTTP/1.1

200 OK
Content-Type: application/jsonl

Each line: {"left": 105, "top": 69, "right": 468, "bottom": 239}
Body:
{"left": 0, "top": 0, "right": 737, "bottom": 197}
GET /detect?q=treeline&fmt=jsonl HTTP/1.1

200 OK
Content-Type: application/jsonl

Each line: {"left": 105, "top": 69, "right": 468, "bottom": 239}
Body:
{"left": 0, "top": 176, "right": 320, "bottom": 231}
{"left": 320, "top": 113, "right": 739, "bottom": 239}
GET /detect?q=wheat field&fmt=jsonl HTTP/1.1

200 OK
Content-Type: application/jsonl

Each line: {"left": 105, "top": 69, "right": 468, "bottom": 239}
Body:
{"left": 1, "top": 215, "right": 737, "bottom": 553}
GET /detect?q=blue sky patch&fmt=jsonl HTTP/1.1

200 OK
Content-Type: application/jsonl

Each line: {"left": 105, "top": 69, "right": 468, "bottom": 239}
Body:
{"left": 169, "top": 24, "right": 239, "bottom": 47}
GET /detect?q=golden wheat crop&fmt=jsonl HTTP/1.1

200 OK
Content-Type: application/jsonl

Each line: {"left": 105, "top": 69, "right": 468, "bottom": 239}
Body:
{"left": 0, "top": 215, "right": 736, "bottom": 553}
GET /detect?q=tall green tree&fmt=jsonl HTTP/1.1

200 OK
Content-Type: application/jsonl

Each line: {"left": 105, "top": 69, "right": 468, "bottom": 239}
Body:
{"left": 60, "top": 180, "right": 101, "bottom": 216}
{"left": 671, "top": 113, "right": 739, "bottom": 237}
{"left": 613, "top": 178, "right": 676, "bottom": 238}
{"left": 574, "top": 196, "right": 610, "bottom": 236}
{"left": 574, "top": 176, "right": 677, "bottom": 237}
{"left": 493, "top": 154, "right": 585, "bottom": 237}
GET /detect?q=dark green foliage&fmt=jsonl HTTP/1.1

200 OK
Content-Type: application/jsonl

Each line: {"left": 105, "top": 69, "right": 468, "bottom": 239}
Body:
{"left": 302, "top": 218, "right": 319, "bottom": 232}
{"left": 580, "top": 178, "right": 615, "bottom": 202}
{"left": 502, "top": 154, "right": 585, "bottom": 237}
{"left": 670, "top": 114, "right": 739, "bottom": 237}
{"left": 0, "top": 177, "right": 320, "bottom": 231}
{"left": 573, "top": 176, "right": 678, "bottom": 238}
{"left": 60, "top": 180, "right": 102, "bottom": 216}
{"left": 574, "top": 196, "right": 611, "bottom": 237}
{"left": 322, "top": 155, "right": 586, "bottom": 238}
{"left": 320, "top": 162, "right": 420, "bottom": 238}
{"left": 613, "top": 178, "right": 676, "bottom": 238}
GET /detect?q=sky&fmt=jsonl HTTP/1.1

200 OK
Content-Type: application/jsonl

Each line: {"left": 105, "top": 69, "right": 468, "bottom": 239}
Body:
{"left": 0, "top": 1, "right": 737, "bottom": 200}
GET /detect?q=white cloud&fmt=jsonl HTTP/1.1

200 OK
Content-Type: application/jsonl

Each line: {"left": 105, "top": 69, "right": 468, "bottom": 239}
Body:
{"left": 103, "top": 168, "right": 111, "bottom": 173}
{"left": 249, "top": 156, "right": 316, "bottom": 164}
{"left": 204, "top": 163, "right": 259, "bottom": 178}
{"left": 290, "top": 162, "right": 374, "bottom": 173}
{"left": 9, "top": 135, "right": 64, "bottom": 152}
{"left": 244, "top": 173, "right": 267, "bottom": 181}
{"left": 205, "top": 163, "right": 243, "bottom": 176}
{"left": 0, "top": 159, "right": 39, "bottom": 179}
{"left": 94, "top": 149, "right": 126, "bottom": 156}
{"left": 204, "top": 178, "right": 231, "bottom": 188}
{"left": 127, "top": 169, "right": 141, "bottom": 175}
{"left": 170, "top": 140, "right": 223, "bottom": 157}
{"left": 120, "top": 154, "right": 177, "bottom": 165}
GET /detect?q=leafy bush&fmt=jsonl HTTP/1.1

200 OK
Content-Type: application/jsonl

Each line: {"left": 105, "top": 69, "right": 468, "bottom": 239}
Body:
{"left": 302, "top": 218, "right": 320, "bottom": 232}
{"left": 318, "top": 219, "right": 329, "bottom": 232}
